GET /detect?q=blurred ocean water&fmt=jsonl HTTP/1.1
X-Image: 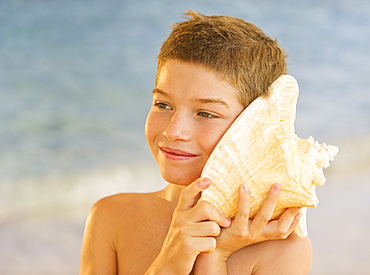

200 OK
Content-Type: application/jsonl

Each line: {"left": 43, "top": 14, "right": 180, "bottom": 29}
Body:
{"left": 1, "top": 0, "right": 369, "bottom": 184}
{"left": 0, "top": 1, "right": 370, "bottom": 273}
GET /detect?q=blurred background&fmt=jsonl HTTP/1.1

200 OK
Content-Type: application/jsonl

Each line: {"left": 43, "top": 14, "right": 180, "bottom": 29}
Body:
{"left": 1, "top": 0, "right": 369, "bottom": 274}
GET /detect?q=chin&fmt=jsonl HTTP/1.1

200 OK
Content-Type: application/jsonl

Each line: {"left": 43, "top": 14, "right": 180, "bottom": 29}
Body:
{"left": 161, "top": 169, "right": 201, "bottom": 186}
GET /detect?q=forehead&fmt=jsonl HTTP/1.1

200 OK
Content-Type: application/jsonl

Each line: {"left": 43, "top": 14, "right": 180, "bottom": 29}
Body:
{"left": 156, "top": 60, "right": 241, "bottom": 103}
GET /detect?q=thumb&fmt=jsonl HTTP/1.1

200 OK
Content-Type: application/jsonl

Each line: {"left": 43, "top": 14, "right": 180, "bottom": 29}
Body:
{"left": 176, "top": 178, "right": 211, "bottom": 211}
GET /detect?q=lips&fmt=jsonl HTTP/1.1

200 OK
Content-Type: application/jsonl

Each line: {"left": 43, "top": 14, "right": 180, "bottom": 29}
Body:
{"left": 159, "top": 146, "right": 199, "bottom": 161}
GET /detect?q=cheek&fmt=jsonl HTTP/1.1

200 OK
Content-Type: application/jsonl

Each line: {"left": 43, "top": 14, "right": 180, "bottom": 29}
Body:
{"left": 200, "top": 109, "right": 244, "bottom": 157}
{"left": 199, "top": 125, "right": 229, "bottom": 158}
{"left": 145, "top": 110, "right": 166, "bottom": 144}
{"left": 145, "top": 111, "right": 156, "bottom": 143}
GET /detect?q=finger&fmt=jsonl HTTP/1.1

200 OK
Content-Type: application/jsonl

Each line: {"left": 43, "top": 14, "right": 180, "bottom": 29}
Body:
{"left": 191, "top": 202, "right": 231, "bottom": 228}
{"left": 190, "top": 221, "right": 221, "bottom": 237}
{"left": 177, "top": 178, "right": 211, "bottom": 211}
{"left": 193, "top": 237, "right": 217, "bottom": 254}
{"left": 278, "top": 207, "right": 302, "bottom": 236}
{"left": 275, "top": 208, "right": 302, "bottom": 239}
{"left": 232, "top": 184, "right": 251, "bottom": 230}
{"left": 284, "top": 209, "right": 303, "bottom": 237}
{"left": 262, "top": 207, "right": 301, "bottom": 238}
{"left": 251, "top": 183, "right": 281, "bottom": 232}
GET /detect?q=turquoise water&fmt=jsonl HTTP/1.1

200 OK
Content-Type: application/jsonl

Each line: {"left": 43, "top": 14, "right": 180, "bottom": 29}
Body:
{"left": 1, "top": 0, "right": 369, "bottom": 205}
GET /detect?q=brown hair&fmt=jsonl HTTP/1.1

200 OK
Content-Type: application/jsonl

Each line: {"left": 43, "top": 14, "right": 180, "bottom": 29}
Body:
{"left": 156, "top": 10, "right": 287, "bottom": 107}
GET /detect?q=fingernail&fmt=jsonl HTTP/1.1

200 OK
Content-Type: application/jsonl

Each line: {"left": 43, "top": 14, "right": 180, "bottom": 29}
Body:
{"left": 225, "top": 218, "right": 231, "bottom": 227}
{"left": 201, "top": 178, "right": 211, "bottom": 188}
{"left": 273, "top": 184, "right": 281, "bottom": 194}
{"left": 296, "top": 213, "right": 302, "bottom": 220}
{"left": 242, "top": 184, "right": 248, "bottom": 192}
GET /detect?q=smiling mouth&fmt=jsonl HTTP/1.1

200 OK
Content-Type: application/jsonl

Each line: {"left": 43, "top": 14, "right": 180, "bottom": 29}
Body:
{"left": 160, "top": 147, "right": 198, "bottom": 160}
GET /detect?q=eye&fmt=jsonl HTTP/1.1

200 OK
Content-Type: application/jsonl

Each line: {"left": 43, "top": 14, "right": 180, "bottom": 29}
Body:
{"left": 154, "top": 102, "right": 172, "bottom": 110}
{"left": 198, "top": 111, "right": 219, "bottom": 119}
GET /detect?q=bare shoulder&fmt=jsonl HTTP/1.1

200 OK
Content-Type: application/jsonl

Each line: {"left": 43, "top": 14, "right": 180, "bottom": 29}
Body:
{"left": 88, "top": 192, "right": 159, "bottom": 224}
{"left": 82, "top": 192, "right": 152, "bottom": 246}
{"left": 80, "top": 192, "right": 156, "bottom": 274}
{"left": 91, "top": 193, "right": 143, "bottom": 214}
{"left": 228, "top": 234, "right": 312, "bottom": 275}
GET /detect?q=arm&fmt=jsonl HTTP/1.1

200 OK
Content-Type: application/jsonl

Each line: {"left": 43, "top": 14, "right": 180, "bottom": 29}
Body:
{"left": 194, "top": 235, "right": 312, "bottom": 275}
{"left": 194, "top": 183, "right": 303, "bottom": 274}
{"left": 80, "top": 198, "right": 118, "bottom": 275}
{"left": 144, "top": 178, "right": 231, "bottom": 275}
{"left": 193, "top": 251, "right": 228, "bottom": 274}
{"left": 253, "top": 234, "right": 312, "bottom": 275}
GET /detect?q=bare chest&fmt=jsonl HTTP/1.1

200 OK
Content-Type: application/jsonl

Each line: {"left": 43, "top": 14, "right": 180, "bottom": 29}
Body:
{"left": 115, "top": 205, "right": 172, "bottom": 274}
{"left": 115, "top": 222, "right": 256, "bottom": 275}
{"left": 112, "top": 193, "right": 258, "bottom": 275}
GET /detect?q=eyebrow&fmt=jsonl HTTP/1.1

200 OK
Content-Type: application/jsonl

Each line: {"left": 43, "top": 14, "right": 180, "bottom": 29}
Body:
{"left": 152, "top": 88, "right": 230, "bottom": 108}
{"left": 198, "top": 98, "right": 230, "bottom": 108}
{"left": 152, "top": 88, "right": 166, "bottom": 95}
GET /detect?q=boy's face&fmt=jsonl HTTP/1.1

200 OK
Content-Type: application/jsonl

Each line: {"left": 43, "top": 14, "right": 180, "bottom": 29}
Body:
{"left": 145, "top": 60, "right": 244, "bottom": 186}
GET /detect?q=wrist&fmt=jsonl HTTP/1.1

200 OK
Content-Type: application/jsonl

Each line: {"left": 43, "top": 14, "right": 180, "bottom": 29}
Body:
{"left": 145, "top": 252, "right": 189, "bottom": 275}
{"left": 199, "top": 251, "right": 228, "bottom": 263}
{"left": 194, "top": 251, "right": 229, "bottom": 275}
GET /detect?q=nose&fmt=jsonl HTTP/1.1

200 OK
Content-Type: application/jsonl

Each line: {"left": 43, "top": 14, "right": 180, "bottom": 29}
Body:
{"left": 163, "top": 112, "right": 192, "bottom": 142}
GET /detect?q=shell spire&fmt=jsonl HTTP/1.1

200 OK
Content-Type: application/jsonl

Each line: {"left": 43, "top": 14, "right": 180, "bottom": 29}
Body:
{"left": 199, "top": 75, "right": 338, "bottom": 238}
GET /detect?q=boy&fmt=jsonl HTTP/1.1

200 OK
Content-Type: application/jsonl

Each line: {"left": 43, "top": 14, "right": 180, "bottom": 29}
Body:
{"left": 80, "top": 10, "right": 312, "bottom": 274}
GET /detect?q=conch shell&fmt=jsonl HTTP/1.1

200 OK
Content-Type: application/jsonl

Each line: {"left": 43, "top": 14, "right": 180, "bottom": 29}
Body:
{"left": 199, "top": 75, "right": 338, "bottom": 238}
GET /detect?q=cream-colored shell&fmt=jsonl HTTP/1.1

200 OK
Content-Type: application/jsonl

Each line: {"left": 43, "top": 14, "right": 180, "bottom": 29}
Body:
{"left": 199, "top": 75, "right": 338, "bottom": 238}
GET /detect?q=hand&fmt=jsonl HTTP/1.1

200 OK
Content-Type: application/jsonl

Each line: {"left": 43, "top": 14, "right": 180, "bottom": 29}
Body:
{"left": 215, "top": 183, "right": 302, "bottom": 259}
{"left": 146, "top": 178, "right": 231, "bottom": 275}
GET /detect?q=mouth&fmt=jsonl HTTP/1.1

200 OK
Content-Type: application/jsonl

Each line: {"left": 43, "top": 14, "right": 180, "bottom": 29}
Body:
{"left": 159, "top": 146, "right": 199, "bottom": 161}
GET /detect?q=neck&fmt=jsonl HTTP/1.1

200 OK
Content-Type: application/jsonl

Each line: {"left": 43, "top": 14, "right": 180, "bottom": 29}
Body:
{"left": 159, "top": 182, "right": 204, "bottom": 211}
{"left": 161, "top": 183, "right": 185, "bottom": 203}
